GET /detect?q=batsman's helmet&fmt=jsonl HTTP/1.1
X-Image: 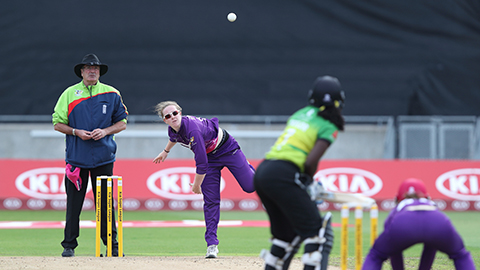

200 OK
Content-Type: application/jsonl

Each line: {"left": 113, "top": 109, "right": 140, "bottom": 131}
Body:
{"left": 308, "top": 76, "right": 345, "bottom": 109}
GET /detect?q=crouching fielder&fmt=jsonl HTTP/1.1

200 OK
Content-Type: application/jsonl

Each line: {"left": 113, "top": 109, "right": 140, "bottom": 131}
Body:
{"left": 362, "top": 178, "right": 475, "bottom": 270}
{"left": 254, "top": 76, "right": 345, "bottom": 270}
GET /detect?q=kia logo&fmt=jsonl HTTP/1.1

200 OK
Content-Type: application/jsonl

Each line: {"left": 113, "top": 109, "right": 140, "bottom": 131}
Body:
{"left": 220, "top": 199, "right": 235, "bottom": 211}
{"left": 239, "top": 199, "right": 259, "bottom": 211}
{"left": 124, "top": 198, "right": 141, "bottom": 211}
{"left": 451, "top": 200, "right": 470, "bottom": 211}
{"left": 433, "top": 199, "right": 447, "bottom": 211}
{"left": 27, "top": 199, "right": 46, "bottom": 210}
{"left": 15, "top": 167, "right": 68, "bottom": 200}
{"left": 147, "top": 167, "right": 225, "bottom": 200}
{"left": 51, "top": 200, "right": 67, "bottom": 210}
{"left": 191, "top": 200, "right": 204, "bottom": 210}
{"left": 169, "top": 200, "right": 188, "bottom": 210}
{"left": 314, "top": 167, "right": 383, "bottom": 196}
{"left": 145, "top": 199, "right": 164, "bottom": 211}
{"left": 380, "top": 199, "right": 396, "bottom": 211}
{"left": 3, "top": 198, "right": 22, "bottom": 210}
{"left": 436, "top": 168, "right": 480, "bottom": 200}
{"left": 475, "top": 201, "right": 480, "bottom": 210}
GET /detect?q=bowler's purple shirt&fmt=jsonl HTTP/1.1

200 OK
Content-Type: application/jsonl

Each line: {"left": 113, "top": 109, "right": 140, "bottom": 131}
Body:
{"left": 168, "top": 115, "right": 255, "bottom": 247}
{"left": 168, "top": 116, "right": 219, "bottom": 174}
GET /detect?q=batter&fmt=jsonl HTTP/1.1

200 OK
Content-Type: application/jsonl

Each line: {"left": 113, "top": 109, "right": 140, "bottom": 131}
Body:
{"left": 255, "top": 75, "right": 346, "bottom": 270}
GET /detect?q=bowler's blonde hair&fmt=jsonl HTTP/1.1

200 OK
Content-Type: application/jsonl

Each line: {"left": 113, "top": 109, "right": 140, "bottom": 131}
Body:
{"left": 154, "top": 101, "right": 182, "bottom": 118}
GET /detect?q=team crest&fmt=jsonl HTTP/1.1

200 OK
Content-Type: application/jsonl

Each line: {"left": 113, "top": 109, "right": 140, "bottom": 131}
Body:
{"left": 189, "top": 136, "right": 198, "bottom": 147}
{"left": 323, "top": 94, "right": 332, "bottom": 102}
{"left": 74, "top": 89, "right": 83, "bottom": 96}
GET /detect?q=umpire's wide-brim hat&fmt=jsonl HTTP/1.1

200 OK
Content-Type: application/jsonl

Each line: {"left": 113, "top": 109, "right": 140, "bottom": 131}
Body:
{"left": 74, "top": 53, "right": 108, "bottom": 78}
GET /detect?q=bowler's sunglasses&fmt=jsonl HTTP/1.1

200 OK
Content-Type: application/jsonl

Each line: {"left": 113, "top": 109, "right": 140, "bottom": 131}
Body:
{"left": 164, "top": 110, "right": 179, "bottom": 120}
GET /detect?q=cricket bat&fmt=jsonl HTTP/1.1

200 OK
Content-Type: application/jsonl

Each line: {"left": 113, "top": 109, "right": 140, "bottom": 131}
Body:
{"left": 319, "top": 191, "right": 376, "bottom": 207}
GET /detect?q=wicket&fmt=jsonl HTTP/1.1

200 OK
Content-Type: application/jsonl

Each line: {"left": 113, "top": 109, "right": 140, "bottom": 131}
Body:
{"left": 340, "top": 203, "right": 378, "bottom": 270}
{"left": 95, "top": 175, "right": 123, "bottom": 257}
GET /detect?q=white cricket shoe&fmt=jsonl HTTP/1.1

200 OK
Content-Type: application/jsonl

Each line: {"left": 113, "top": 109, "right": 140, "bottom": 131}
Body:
{"left": 205, "top": 245, "right": 219, "bottom": 258}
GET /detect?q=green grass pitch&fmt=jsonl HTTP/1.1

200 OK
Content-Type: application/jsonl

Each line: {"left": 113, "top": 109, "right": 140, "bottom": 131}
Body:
{"left": 0, "top": 210, "right": 479, "bottom": 269}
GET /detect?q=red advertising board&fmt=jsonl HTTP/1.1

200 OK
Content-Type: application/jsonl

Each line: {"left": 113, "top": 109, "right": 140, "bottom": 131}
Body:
{"left": 1, "top": 159, "right": 479, "bottom": 212}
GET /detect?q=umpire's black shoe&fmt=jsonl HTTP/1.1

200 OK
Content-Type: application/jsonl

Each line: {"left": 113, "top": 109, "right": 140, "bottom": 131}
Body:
{"left": 61, "top": 248, "right": 75, "bottom": 257}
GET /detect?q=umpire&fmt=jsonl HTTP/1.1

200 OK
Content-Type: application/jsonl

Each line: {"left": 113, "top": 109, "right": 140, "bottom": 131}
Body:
{"left": 254, "top": 76, "right": 346, "bottom": 270}
{"left": 52, "top": 53, "right": 128, "bottom": 257}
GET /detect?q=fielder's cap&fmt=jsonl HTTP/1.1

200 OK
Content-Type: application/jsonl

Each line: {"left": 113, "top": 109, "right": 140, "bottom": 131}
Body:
{"left": 396, "top": 178, "right": 429, "bottom": 202}
{"left": 74, "top": 53, "right": 108, "bottom": 78}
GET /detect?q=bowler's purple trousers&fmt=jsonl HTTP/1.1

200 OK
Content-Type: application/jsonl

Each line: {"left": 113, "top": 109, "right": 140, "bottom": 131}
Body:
{"left": 362, "top": 199, "right": 475, "bottom": 270}
{"left": 201, "top": 135, "right": 255, "bottom": 246}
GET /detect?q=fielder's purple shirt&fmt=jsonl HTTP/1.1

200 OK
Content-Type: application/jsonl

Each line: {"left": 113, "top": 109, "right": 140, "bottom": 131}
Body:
{"left": 362, "top": 198, "right": 475, "bottom": 270}
{"left": 168, "top": 116, "right": 220, "bottom": 174}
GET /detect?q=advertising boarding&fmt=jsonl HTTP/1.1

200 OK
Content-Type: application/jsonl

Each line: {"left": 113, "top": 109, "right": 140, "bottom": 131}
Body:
{"left": 1, "top": 159, "right": 479, "bottom": 211}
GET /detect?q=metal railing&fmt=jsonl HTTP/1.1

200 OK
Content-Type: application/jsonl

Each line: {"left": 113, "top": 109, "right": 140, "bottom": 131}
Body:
{"left": 1, "top": 115, "right": 478, "bottom": 159}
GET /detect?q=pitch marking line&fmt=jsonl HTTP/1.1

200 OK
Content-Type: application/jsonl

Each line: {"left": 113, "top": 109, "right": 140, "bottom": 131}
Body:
{"left": 0, "top": 220, "right": 344, "bottom": 229}
{"left": 0, "top": 220, "right": 269, "bottom": 229}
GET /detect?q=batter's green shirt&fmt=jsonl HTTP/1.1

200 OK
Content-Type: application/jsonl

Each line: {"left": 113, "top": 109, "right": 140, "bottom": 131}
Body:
{"left": 265, "top": 105, "right": 339, "bottom": 172}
